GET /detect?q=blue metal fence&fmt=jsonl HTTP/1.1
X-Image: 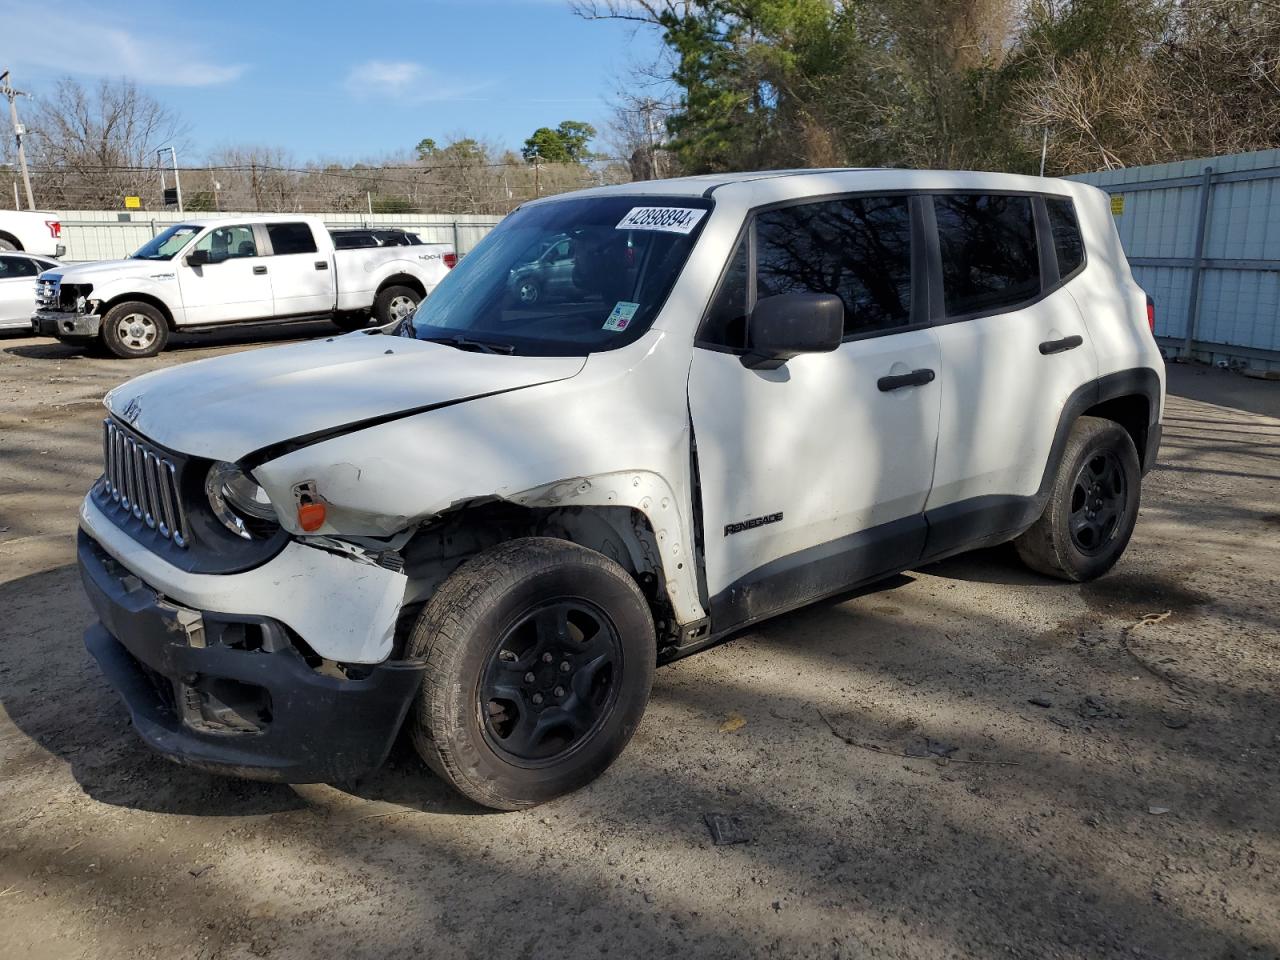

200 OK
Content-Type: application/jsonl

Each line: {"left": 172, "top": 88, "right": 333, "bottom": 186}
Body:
{"left": 1071, "top": 149, "right": 1280, "bottom": 371}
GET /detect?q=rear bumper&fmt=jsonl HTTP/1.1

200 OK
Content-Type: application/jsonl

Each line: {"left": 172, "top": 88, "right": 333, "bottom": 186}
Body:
{"left": 79, "top": 529, "right": 425, "bottom": 783}
{"left": 32, "top": 309, "right": 100, "bottom": 338}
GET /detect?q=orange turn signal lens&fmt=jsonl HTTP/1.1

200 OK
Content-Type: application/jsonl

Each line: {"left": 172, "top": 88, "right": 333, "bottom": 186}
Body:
{"left": 298, "top": 501, "right": 326, "bottom": 532}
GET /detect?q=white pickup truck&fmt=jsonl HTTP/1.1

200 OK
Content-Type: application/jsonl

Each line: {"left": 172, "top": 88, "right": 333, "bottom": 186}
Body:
{"left": 31, "top": 215, "right": 455, "bottom": 357}
{"left": 0, "top": 209, "right": 65, "bottom": 257}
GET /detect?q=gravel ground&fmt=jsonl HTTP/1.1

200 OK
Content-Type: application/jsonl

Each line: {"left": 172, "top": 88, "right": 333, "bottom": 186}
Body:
{"left": 1, "top": 328, "right": 1277, "bottom": 960}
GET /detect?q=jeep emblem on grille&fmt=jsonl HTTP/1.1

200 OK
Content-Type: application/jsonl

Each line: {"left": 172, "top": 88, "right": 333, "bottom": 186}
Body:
{"left": 121, "top": 397, "right": 142, "bottom": 424}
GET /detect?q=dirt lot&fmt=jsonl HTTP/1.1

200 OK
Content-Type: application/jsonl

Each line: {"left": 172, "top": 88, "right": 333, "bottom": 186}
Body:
{"left": 1, "top": 327, "right": 1277, "bottom": 960}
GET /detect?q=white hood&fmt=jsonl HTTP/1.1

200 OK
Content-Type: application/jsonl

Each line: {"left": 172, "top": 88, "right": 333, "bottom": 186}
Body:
{"left": 45, "top": 258, "right": 180, "bottom": 282}
{"left": 105, "top": 333, "right": 586, "bottom": 462}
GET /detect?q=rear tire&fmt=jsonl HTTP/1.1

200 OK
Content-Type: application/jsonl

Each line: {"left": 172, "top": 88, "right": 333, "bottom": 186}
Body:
{"left": 0, "top": 236, "right": 18, "bottom": 252}
{"left": 99, "top": 301, "right": 169, "bottom": 359}
{"left": 373, "top": 285, "right": 421, "bottom": 326}
{"left": 1014, "top": 416, "right": 1141, "bottom": 582}
{"left": 406, "top": 538, "right": 655, "bottom": 810}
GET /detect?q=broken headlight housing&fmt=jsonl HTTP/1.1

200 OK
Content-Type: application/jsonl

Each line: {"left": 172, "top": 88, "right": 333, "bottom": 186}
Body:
{"left": 205, "top": 462, "right": 278, "bottom": 540}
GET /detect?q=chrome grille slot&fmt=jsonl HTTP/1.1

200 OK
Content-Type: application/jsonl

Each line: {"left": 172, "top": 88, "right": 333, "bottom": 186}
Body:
{"left": 101, "top": 419, "right": 190, "bottom": 548}
{"left": 35, "top": 277, "right": 61, "bottom": 310}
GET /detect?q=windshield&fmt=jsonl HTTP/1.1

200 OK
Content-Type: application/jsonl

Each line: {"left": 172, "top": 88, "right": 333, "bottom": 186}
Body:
{"left": 406, "top": 195, "right": 712, "bottom": 355}
{"left": 131, "top": 224, "right": 201, "bottom": 261}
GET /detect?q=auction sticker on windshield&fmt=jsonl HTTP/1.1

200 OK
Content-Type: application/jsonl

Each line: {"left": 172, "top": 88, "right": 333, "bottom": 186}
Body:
{"left": 603, "top": 301, "right": 640, "bottom": 332}
{"left": 616, "top": 207, "right": 707, "bottom": 234}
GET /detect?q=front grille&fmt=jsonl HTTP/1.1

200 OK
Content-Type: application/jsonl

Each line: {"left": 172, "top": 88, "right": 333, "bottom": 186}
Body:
{"left": 35, "top": 276, "right": 61, "bottom": 311}
{"left": 102, "top": 418, "right": 190, "bottom": 548}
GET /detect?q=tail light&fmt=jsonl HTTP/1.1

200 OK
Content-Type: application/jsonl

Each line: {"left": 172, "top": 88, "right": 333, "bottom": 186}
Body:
{"left": 46, "top": 220, "right": 61, "bottom": 239}
{"left": 1145, "top": 294, "right": 1155, "bottom": 333}
{"left": 443, "top": 252, "right": 457, "bottom": 269}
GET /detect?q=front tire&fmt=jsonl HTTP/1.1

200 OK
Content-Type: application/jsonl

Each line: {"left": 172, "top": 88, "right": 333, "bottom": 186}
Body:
{"left": 373, "top": 285, "right": 421, "bottom": 326}
{"left": 0, "top": 236, "right": 18, "bottom": 252}
{"left": 1014, "top": 416, "right": 1141, "bottom": 582}
{"left": 515, "top": 278, "right": 541, "bottom": 304}
{"left": 406, "top": 538, "right": 655, "bottom": 810}
{"left": 99, "top": 301, "right": 169, "bottom": 359}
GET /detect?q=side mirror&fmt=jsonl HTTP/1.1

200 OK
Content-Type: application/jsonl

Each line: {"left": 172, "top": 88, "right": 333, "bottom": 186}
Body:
{"left": 742, "top": 293, "right": 844, "bottom": 370}
{"left": 185, "top": 249, "right": 211, "bottom": 266}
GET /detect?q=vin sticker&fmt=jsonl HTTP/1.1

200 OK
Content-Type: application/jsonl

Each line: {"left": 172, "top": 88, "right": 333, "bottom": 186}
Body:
{"left": 603, "top": 301, "right": 640, "bottom": 332}
{"left": 616, "top": 206, "right": 706, "bottom": 234}
{"left": 724, "top": 512, "right": 783, "bottom": 537}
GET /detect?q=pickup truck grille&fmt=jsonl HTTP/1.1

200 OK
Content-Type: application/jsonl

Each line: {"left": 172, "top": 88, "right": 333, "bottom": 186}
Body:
{"left": 102, "top": 418, "right": 190, "bottom": 548}
{"left": 35, "top": 276, "right": 61, "bottom": 311}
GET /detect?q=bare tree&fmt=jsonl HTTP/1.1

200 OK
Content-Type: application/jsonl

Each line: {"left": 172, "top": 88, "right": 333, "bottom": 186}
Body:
{"left": 608, "top": 94, "right": 678, "bottom": 180}
{"left": 27, "top": 77, "right": 187, "bottom": 208}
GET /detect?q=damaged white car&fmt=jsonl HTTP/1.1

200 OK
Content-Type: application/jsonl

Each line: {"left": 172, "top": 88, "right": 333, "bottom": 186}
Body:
{"left": 79, "top": 169, "right": 1164, "bottom": 809}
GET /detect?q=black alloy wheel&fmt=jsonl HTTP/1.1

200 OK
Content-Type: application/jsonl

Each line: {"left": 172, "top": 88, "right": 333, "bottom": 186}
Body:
{"left": 1069, "top": 450, "right": 1127, "bottom": 555}
{"left": 480, "top": 600, "right": 622, "bottom": 764}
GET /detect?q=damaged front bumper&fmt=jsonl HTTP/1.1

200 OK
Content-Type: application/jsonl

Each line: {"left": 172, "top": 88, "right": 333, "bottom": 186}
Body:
{"left": 78, "top": 496, "right": 422, "bottom": 783}
{"left": 32, "top": 309, "right": 101, "bottom": 338}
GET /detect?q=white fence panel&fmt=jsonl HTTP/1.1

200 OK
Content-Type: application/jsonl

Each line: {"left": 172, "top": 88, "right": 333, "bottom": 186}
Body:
{"left": 54, "top": 210, "right": 505, "bottom": 263}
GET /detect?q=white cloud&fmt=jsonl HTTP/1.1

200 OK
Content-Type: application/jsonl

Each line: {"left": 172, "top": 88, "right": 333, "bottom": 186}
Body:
{"left": 0, "top": 6, "right": 246, "bottom": 87}
{"left": 348, "top": 60, "right": 427, "bottom": 96}
{"left": 344, "top": 60, "right": 493, "bottom": 102}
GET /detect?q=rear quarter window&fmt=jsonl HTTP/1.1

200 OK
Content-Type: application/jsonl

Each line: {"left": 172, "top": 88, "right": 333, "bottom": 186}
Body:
{"left": 1045, "top": 197, "right": 1085, "bottom": 278}
{"left": 935, "top": 194, "right": 1040, "bottom": 317}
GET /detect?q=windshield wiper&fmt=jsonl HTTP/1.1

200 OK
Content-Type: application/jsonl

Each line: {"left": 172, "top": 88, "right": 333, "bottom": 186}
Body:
{"left": 422, "top": 335, "right": 516, "bottom": 355}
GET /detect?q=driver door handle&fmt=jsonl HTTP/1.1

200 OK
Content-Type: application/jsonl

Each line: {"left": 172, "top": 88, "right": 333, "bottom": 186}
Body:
{"left": 878, "top": 368, "right": 936, "bottom": 392}
{"left": 315, "top": 261, "right": 329, "bottom": 271}
{"left": 252, "top": 265, "right": 268, "bottom": 275}
{"left": 1039, "top": 334, "right": 1083, "bottom": 355}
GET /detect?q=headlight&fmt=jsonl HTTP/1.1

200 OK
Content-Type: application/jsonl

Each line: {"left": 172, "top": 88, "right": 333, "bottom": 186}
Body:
{"left": 205, "top": 462, "right": 277, "bottom": 539}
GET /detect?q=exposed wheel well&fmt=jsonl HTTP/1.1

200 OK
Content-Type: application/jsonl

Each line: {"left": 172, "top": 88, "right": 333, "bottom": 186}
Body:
{"left": 100, "top": 294, "right": 175, "bottom": 331}
{"left": 1083, "top": 394, "right": 1151, "bottom": 469}
{"left": 0, "top": 232, "right": 22, "bottom": 250}
{"left": 396, "top": 500, "right": 675, "bottom": 653}
{"left": 377, "top": 274, "right": 426, "bottom": 299}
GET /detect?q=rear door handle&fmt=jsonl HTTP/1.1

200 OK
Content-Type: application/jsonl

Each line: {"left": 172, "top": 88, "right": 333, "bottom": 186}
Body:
{"left": 877, "top": 368, "right": 936, "bottom": 392}
{"left": 315, "top": 261, "right": 329, "bottom": 271}
{"left": 1039, "top": 334, "right": 1083, "bottom": 355}
{"left": 252, "top": 265, "right": 268, "bottom": 275}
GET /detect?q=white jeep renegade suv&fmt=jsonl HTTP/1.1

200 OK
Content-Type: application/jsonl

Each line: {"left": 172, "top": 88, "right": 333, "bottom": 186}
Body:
{"left": 77, "top": 169, "right": 1163, "bottom": 809}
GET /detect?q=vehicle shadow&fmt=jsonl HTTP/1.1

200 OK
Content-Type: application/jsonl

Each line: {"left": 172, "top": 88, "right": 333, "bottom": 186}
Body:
{"left": 1, "top": 319, "right": 342, "bottom": 361}
{"left": 0, "top": 561, "right": 306, "bottom": 817}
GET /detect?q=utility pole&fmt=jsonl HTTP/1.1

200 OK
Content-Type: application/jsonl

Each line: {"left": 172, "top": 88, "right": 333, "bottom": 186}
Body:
{"left": 641, "top": 99, "right": 661, "bottom": 180}
{"left": 1039, "top": 127, "right": 1050, "bottom": 178}
{"left": 157, "top": 146, "right": 183, "bottom": 213}
{"left": 1, "top": 70, "right": 36, "bottom": 210}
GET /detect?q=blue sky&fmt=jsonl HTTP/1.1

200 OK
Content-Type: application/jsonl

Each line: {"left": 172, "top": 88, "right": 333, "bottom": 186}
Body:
{"left": 0, "top": 0, "right": 665, "bottom": 161}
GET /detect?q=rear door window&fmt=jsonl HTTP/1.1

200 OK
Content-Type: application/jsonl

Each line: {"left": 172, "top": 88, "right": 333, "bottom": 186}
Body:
{"left": 754, "top": 196, "right": 913, "bottom": 337}
{"left": 1045, "top": 197, "right": 1085, "bottom": 278}
{"left": 934, "top": 194, "right": 1040, "bottom": 317}
{"left": 0, "top": 256, "right": 40, "bottom": 278}
{"left": 267, "top": 222, "right": 318, "bottom": 256}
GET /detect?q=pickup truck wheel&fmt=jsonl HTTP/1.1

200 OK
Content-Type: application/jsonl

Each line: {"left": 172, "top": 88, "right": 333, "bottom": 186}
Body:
{"left": 100, "top": 302, "right": 169, "bottom": 359}
{"left": 373, "top": 285, "right": 420, "bottom": 326}
{"left": 405, "top": 537, "right": 655, "bottom": 810}
{"left": 1014, "top": 416, "right": 1141, "bottom": 582}
{"left": 516, "top": 279, "right": 541, "bottom": 304}
{"left": 0, "top": 236, "right": 17, "bottom": 251}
